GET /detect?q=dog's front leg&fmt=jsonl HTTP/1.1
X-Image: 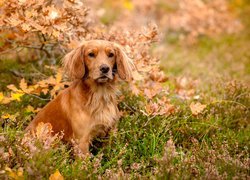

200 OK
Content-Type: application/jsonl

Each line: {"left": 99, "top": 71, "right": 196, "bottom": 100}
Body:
{"left": 79, "top": 136, "right": 90, "bottom": 154}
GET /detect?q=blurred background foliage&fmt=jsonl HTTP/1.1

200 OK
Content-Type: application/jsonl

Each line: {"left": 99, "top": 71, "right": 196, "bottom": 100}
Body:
{"left": 0, "top": 0, "right": 249, "bottom": 179}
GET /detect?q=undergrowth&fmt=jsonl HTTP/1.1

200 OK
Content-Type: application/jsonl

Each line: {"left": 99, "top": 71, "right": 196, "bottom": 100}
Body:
{"left": 0, "top": 59, "right": 249, "bottom": 179}
{"left": 0, "top": 1, "right": 249, "bottom": 179}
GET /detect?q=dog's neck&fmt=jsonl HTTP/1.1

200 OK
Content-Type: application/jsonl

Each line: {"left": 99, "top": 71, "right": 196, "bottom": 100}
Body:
{"left": 74, "top": 79, "right": 117, "bottom": 113}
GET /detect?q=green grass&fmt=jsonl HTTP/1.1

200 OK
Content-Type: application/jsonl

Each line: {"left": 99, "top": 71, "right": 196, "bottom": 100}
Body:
{"left": 0, "top": 64, "right": 249, "bottom": 179}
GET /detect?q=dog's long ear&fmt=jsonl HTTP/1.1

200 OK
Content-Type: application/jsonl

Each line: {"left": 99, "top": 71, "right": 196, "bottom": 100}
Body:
{"left": 114, "top": 43, "right": 134, "bottom": 81}
{"left": 62, "top": 45, "right": 85, "bottom": 79}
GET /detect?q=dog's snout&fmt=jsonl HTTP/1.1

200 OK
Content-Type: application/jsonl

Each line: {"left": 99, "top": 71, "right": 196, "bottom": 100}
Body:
{"left": 100, "top": 64, "right": 110, "bottom": 73}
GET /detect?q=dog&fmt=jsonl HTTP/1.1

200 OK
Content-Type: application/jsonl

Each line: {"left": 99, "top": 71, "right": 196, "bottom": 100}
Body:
{"left": 26, "top": 40, "right": 134, "bottom": 154}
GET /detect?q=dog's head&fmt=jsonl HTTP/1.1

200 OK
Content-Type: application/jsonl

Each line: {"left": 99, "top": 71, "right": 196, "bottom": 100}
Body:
{"left": 63, "top": 40, "right": 134, "bottom": 84}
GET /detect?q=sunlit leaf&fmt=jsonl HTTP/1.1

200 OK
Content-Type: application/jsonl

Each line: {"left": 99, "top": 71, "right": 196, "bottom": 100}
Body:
{"left": 190, "top": 102, "right": 206, "bottom": 115}
{"left": 0, "top": 0, "right": 4, "bottom": 7}
{"left": 36, "top": 122, "right": 53, "bottom": 140}
{"left": 7, "top": 84, "right": 19, "bottom": 92}
{"left": 1, "top": 97, "right": 11, "bottom": 104}
{"left": 56, "top": 70, "right": 63, "bottom": 83}
{"left": 25, "top": 105, "right": 36, "bottom": 113}
{"left": 19, "top": 78, "right": 28, "bottom": 93}
{"left": 1, "top": 113, "right": 19, "bottom": 121}
{"left": 5, "top": 166, "right": 24, "bottom": 180}
{"left": 123, "top": 0, "right": 134, "bottom": 11}
{"left": 11, "top": 92, "right": 24, "bottom": 101}
{"left": 0, "top": 92, "right": 3, "bottom": 102}
{"left": 1, "top": 113, "right": 11, "bottom": 119}
{"left": 49, "top": 169, "right": 64, "bottom": 180}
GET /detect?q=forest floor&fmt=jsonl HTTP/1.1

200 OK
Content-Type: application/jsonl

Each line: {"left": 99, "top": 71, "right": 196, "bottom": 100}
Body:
{"left": 0, "top": 1, "right": 249, "bottom": 179}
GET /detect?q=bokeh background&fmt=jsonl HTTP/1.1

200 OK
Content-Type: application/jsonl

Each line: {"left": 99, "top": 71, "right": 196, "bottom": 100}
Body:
{"left": 0, "top": 0, "right": 249, "bottom": 179}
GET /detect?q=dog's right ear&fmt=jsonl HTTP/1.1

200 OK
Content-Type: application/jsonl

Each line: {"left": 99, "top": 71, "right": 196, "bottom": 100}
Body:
{"left": 62, "top": 45, "right": 85, "bottom": 79}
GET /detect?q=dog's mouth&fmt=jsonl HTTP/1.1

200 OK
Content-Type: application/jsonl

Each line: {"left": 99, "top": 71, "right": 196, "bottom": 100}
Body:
{"left": 96, "top": 75, "right": 110, "bottom": 83}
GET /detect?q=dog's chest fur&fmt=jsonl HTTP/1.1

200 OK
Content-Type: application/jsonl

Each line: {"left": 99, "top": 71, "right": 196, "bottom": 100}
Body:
{"left": 69, "top": 85, "right": 119, "bottom": 140}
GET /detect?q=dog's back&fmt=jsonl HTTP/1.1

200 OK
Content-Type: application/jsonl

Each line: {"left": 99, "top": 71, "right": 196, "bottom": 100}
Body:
{"left": 26, "top": 88, "right": 73, "bottom": 140}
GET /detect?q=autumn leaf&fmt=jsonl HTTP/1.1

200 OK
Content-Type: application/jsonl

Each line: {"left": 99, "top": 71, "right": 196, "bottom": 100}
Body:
{"left": 123, "top": 0, "right": 134, "bottom": 11}
{"left": 7, "top": 84, "right": 20, "bottom": 92}
{"left": 66, "top": 40, "right": 81, "bottom": 49}
{"left": 49, "top": 169, "right": 64, "bottom": 180}
{"left": 21, "top": 23, "right": 31, "bottom": 31}
{"left": 0, "top": 0, "right": 4, "bottom": 7}
{"left": 144, "top": 89, "right": 155, "bottom": 100}
{"left": 132, "top": 71, "right": 143, "bottom": 81}
{"left": 130, "top": 83, "right": 140, "bottom": 95}
{"left": 56, "top": 70, "right": 63, "bottom": 83}
{"left": 190, "top": 102, "right": 206, "bottom": 115}
{"left": 36, "top": 122, "right": 53, "bottom": 140}
{"left": 1, "top": 113, "right": 11, "bottom": 119}
{"left": 0, "top": 92, "right": 3, "bottom": 102}
{"left": 5, "top": 167, "right": 24, "bottom": 180}
{"left": 20, "top": 78, "right": 27, "bottom": 90}
{"left": 19, "top": 78, "right": 31, "bottom": 93}
{"left": 1, "top": 97, "right": 11, "bottom": 104}
{"left": 11, "top": 92, "right": 24, "bottom": 101}
{"left": 7, "top": 16, "right": 22, "bottom": 26}
{"left": 1, "top": 113, "right": 19, "bottom": 121}
{"left": 25, "top": 105, "right": 36, "bottom": 113}
{"left": 52, "top": 30, "right": 60, "bottom": 38}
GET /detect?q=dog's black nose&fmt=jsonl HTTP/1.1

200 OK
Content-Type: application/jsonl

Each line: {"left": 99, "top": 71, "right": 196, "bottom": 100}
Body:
{"left": 100, "top": 64, "right": 110, "bottom": 73}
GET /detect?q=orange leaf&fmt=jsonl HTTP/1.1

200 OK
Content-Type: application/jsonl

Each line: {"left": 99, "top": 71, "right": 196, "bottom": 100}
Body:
{"left": 0, "top": 92, "right": 3, "bottom": 102}
{"left": 56, "top": 70, "right": 62, "bottom": 83}
{"left": 130, "top": 84, "right": 140, "bottom": 95}
{"left": 1, "top": 97, "right": 11, "bottom": 104}
{"left": 10, "top": 92, "right": 24, "bottom": 101}
{"left": 25, "top": 105, "right": 36, "bottom": 113}
{"left": 190, "top": 102, "right": 206, "bottom": 115}
{"left": 36, "top": 122, "right": 53, "bottom": 140}
{"left": 5, "top": 166, "right": 24, "bottom": 180}
{"left": 1, "top": 113, "right": 11, "bottom": 119}
{"left": 19, "top": 78, "right": 29, "bottom": 93}
{"left": 7, "top": 84, "right": 19, "bottom": 92}
{"left": 49, "top": 169, "right": 64, "bottom": 180}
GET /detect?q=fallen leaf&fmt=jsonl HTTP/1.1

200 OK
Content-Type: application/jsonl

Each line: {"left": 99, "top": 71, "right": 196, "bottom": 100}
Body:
{"left": 19, "top": 78, "right": 29, "bottom": 93}
{"left": 49, "top": 169, "right": 64, "bottom": 180}
{"left": 1, "top": 113, "right": 19, "bottom": 121}
{"left": 36, "top": 122, "right": 53, "bottom": 140}
{"left": 7, "top": 84, "right": 19, "bottom": 92}
{"left": 11, "top": 92, "right": 24, "bottom": 101}
{"left": 1, "top": 113, "right": 11, "bottom": 119}
{"left": 190, "top": 102, "right": 206, "bottom": 115}
{"left": 5, "top": 166, "right": 24, "bottom": 180}
{"left": 132, "top": 71, "right": 143, "bottom": 81}
{"left": 0, "top": 92, "right": 3, "bottom": 102}
{"left": 130, "top": 83, "right": 140, "bottom": 95}
{"left": 1, "top": 97, "right": 11, "bottom": 104}
{"left": 25, "top": 105, "right": 36, "bottom": 113}
{"left": 56, "top": 70, "right": 62, "bottom": 83}
{"left": 123, "top": 0, "right": 134, "bottom": 11}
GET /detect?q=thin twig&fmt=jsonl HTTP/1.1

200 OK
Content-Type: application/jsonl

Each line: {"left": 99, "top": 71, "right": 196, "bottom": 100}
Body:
{"left": 0, "top": 47, "right": 18, "bottom": 55}
{"left": 209, "top": 100, "right": 248, "bottom": 109}
{"left": 27, "top": 94, "right": 50, "bottom": 101}
{"left": 122, "top": 102, "right": 137, "bottom": 113}
{"left": 31, "top": 64, "right": 48, "bottom": 78}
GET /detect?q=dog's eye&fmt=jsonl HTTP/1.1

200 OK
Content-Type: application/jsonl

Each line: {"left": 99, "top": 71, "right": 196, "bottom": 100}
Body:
{"left": 108, "top": 53, "right": 114, "bottom": 58}
{"left": 88, "top": 52, "right": 95, "bottom": 58}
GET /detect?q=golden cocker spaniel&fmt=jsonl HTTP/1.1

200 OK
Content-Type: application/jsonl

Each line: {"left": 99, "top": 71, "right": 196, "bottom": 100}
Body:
{"left": 26, "top": 40, "right": 134, "bottom": 153}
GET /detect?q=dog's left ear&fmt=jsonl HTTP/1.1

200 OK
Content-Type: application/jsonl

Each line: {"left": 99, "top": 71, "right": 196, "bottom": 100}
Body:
{"left": 114, "top": 43, "right": 134, "bottom": 81}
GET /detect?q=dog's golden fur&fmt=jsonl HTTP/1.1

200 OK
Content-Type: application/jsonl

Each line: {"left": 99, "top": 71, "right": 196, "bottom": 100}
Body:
{"left": 26, "top": 40, "right": 134, "bottom": 153}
